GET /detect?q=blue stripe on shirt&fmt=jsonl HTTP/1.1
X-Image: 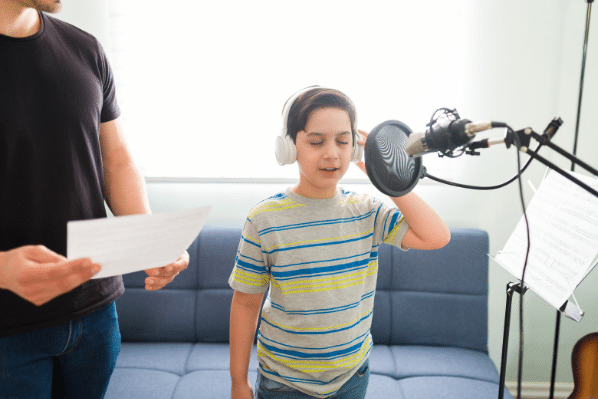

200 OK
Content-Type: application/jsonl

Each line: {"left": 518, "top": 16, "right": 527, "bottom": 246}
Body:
{"left": 259, "top": 209, "right": 376, "bottom": 235}
{"left": 265, "top": 233, "right": 374, "bottom": 255}
{"left": 269, "top": 290, "right": 375, "bottom": 315}
{"left": 260, "top": 310, "right": 373, "bottom": 335}
{"left": 271, "top": 258, "right": 370, "bottom": 280}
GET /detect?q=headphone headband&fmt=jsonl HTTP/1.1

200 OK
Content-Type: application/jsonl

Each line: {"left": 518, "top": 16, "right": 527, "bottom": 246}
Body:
{"left": 280, "top": 86, "right": 320, "bottom": 138}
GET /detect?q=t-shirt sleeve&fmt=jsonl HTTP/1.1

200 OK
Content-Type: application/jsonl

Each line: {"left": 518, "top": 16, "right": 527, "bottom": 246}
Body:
{"left": 372, "top": 198, "right": 410, "bottom": 250}
{"left": 228, "top": 219, "right": 270, "bottom": 294}
{"left": 96, "top": 40, "right": 121, "bottom": 123}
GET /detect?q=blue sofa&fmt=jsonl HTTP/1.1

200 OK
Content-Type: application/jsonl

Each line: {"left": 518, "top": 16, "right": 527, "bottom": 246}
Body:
{"left": 105, "top": 226, "right": 513, "bottom": 399}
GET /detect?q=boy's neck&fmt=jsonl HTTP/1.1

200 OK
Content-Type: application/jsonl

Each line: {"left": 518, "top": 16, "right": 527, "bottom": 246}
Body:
{"left": 291, "top": 184, "right": 338, "bottom": 199}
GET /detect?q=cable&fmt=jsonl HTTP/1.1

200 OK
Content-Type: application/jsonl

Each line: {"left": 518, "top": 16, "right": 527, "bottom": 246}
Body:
{"left": 512, "top": 128, "right": 531, "bottom": 399}
{"left": 425, "top": 156, "right": 534, "bottom": 190}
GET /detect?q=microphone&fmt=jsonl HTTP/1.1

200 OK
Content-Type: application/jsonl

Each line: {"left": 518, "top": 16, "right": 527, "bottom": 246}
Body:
{"left": 406, "top": 118, "right": 505, "bottom": 157}
{"left": 364, "top": 109, "right": 507, "bottom": 198}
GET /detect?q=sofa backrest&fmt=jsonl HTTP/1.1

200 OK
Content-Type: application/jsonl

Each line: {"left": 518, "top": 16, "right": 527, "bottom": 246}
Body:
{"left": 372, "top": 227, "right": 489, "bottom": 353}
{"left": 116, "top": 226, "right": 241, "bottom": 343}
{"left": 116, "top": 226, "right": 488, "bottom": 353}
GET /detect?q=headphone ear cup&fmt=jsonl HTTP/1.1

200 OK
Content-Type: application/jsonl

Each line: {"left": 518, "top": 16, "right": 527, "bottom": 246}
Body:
{"left": 275, "top": 134, "right": 297, "bottom": 165}
{"left": 351, "top": 135, "right": 364, "bottom": 163}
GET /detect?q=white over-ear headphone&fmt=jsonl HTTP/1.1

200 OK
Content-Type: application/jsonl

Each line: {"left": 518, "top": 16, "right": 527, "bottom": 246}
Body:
{"left": 275, "top": 86, "right": 363, "bottom": 165}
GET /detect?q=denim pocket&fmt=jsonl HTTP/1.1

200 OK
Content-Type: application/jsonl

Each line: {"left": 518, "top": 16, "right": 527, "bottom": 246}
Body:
{"left": 259, "top": 374, "right": 296, "bottom": 392}
{"left": 356, "top": 361, "right": 370, "bottom": 378}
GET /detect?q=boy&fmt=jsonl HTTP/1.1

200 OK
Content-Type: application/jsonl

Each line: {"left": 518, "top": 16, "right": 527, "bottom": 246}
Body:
{"left": 229, "top": 87, "right": 450, "bottom": 399}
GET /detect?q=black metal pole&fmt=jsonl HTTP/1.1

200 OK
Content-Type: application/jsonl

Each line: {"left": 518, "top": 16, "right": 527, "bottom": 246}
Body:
{"left": 548, "top": 311, "right": 561, "bottom": 399}
{"left": 571, "top": 0, "right": 593, "bottom": 171}
{"left": 552, "top": 2, "right": 592, "bottom": 395}
{"left": 521, "top": 147, "right": 598, "bottom": 198}
{"left": 534, "top": 131, "right": 598, "bottom": 177}
{"left": 499, "top": 283, "right": 525, "bottom": 399}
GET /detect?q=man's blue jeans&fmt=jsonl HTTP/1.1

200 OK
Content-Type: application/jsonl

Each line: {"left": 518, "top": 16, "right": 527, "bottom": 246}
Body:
{"left": 0, "top": 302, "right": 121, "bottom": 399}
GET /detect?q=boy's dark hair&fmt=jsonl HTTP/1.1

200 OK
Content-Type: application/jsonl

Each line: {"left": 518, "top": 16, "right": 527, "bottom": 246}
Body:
{"left": 285, "top": 87, "right": 357, "bottom": 143}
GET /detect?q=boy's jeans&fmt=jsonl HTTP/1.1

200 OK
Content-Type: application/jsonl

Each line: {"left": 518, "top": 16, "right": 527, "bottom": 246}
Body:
{"left": 255, "top": 359, "right": 370, "bottom": 399}
{"left": 0, "top": 302, "right": 121, "bottom": 399}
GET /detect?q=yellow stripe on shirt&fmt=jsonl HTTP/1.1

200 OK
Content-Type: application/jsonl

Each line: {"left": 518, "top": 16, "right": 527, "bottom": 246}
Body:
{"left": 248, "top": 199, "right": 305, "bottom": 218}
{"left": 256, "top": 335, "right": 372, "bottom": 372}
{"left": 270, "top": 264, "right": 378, "bottom": 295}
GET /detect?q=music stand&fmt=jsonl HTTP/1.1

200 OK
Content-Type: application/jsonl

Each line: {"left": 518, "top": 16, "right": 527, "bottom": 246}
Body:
{"left": 487, "top": 122, "right": 598, "bottom": 399}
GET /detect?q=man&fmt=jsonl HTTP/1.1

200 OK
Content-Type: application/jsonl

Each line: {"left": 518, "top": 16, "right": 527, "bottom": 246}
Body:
{"left": 0, "top": 1, "right": 188, "bottom": 397}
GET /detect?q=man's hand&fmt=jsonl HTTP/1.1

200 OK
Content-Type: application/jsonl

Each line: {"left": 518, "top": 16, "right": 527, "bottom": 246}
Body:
{"left": 231, "top": 379, "right": 253, "bottom": 399}
{"left": 0, "top": 246, "right": 101, "bottom": 306}
{"left": 144, "top": 250, "right": 189, "bottom": 291}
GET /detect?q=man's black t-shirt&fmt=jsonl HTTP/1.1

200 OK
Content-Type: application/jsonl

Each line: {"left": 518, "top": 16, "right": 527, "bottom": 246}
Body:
{"left": 0, "top": 12, "right": 125, "bottom": 336}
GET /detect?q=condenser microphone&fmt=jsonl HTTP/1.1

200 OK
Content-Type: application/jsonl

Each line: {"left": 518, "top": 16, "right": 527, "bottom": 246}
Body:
{"left": 405, "top": 118, "right": 505, "bottom": 157}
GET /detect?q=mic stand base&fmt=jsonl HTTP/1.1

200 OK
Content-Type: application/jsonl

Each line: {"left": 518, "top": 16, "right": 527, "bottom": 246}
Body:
{"left": 498, "top": 282, "right": 527, "bottom": 399}
{"left": 498, "top": 283, "right": 565, "bottom": 399}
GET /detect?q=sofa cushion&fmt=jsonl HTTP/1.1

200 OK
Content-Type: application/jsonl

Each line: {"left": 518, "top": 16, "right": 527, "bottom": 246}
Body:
{"left": 171, "top": 370, "right": 259, "bottom": 399}
{"left": 185, "top": 343, "right": 259, "bottom": 372}
{"left": 104, "top": 368, "right": 180, "bottom": 399}
{"left": 365, "top": 375, "right": 406, "bottom": 399}
{"left": 116, "top": 342, "right": 193, "bottom": 375}
{"left": 390, "top": 345, "right": 499, "bottom": 382}
{"left": 397, "top": 376, "right": 510, "bottom": 399}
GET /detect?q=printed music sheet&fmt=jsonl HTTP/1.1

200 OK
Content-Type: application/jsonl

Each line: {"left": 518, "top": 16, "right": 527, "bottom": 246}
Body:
{"left": 494, "top": 170, "right": 598, "bottom": 313}
{"left": 67, "top": 206, "right": 211, "bottom": 278}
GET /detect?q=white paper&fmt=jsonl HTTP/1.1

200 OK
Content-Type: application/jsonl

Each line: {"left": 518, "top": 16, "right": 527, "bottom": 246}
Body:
{"left": 67, "top": 206, "right": 211, "bottom": 278}
{"left": 494, "top": 171, "right": 598, "bottom": 311}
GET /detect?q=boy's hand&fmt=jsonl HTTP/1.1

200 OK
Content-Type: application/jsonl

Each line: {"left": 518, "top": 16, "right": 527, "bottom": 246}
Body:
{"left": 231, "top": 380, "right": 253, "bottom": 399}
{"left": 355, "top": 129, "right": 368, "bottom": 176}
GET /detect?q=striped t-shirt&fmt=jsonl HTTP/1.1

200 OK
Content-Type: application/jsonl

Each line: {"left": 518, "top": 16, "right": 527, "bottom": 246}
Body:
{"left": 229, "top": 188, "right": 409, "bottom": 398}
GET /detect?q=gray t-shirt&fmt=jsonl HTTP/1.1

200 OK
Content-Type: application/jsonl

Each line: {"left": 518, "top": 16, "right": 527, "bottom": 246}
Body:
{"left": 229, "top": 188, "right": 409, "bottom": 397}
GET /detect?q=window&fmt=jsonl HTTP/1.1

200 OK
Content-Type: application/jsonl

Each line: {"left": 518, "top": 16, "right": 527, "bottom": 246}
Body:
{"left": 108, "top": 0, "right": 466, "bottom": 180}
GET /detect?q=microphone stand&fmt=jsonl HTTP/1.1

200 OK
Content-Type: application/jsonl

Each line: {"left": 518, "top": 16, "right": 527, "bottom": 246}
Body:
{"left": 468, "top": 117, "right": 598, "bottom": 399}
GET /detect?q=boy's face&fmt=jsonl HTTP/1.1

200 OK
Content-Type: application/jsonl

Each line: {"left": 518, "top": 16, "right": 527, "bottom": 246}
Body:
{"left": 293, "top": 107, "right": 353, "bottom": 199}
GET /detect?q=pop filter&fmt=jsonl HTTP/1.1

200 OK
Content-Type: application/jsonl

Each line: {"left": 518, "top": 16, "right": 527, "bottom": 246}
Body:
{"left": 364, "top": 120, "right": 426, "bottom": 197}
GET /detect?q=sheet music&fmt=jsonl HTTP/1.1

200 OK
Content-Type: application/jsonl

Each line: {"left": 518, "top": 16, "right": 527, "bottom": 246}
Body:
{"left": 494, "top": 171, "right": 598, "bottom": 311}
{"left": 67, "top": 206, "right": 211, "bottom": 278}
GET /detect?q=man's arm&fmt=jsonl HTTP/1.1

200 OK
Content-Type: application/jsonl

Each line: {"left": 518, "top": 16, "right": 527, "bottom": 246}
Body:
{"left": 100, "top": 118, "right": 151, "bottom": 217}
{"left": 230, "top": 290, "right": 264, "bottom": 399}
{"left": 99, "top": 118, "right": 188, "bottom": 290}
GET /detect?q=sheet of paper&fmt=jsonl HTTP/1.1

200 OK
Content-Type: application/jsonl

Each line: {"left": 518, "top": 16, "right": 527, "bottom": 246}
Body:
{"left": 67, "top": 206, "right": 211, "bottom": 279}
{"left": 494, "top": 170, "right": 598, "bottom": 310}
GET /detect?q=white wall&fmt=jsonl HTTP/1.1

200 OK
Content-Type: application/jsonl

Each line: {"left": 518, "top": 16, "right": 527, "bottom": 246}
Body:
{"left": 54, "top": 0, "right": 112, "bottom": 54}
{"left": 57, "top": 0, "right": 598, "bottom": 390}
